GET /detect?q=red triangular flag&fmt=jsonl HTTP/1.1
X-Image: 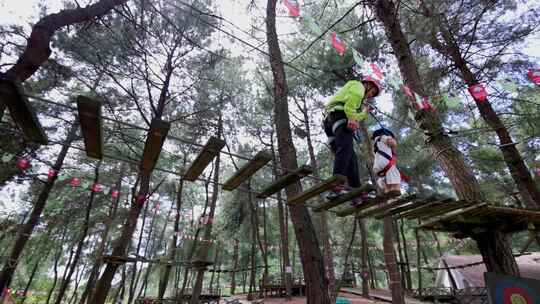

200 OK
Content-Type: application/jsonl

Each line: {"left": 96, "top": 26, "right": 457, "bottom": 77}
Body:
{"left": 91, "top": 183, "right": 102, "bottom": 193}
{"left": 47, "top": 169, "right": 57, "bottom": 180}
{"left": 331, "top": 32, "right": 346, "bottom": 56}
{"left": 421, "top": 96, "right": 434, "bottom": 111}
{"left": 370, "top": 63, "right": 383, "bottom": 80}
{"left": 283, "top": 0, "right": 300, "bottom": 17}
{"left": 528, "top": 69, "right": 540, "bottom": 84}
{"left": 111, "top": 189, "right": 119, "bottom": 198}
{"left": 468, "top": 83, "right": 488, "bottom": 102}
{"left": 402, "top": 85, "right": 414, "bottom": 99}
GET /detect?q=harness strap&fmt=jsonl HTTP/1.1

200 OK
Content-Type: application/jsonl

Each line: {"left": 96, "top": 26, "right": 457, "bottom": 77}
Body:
{"left": 332, "top": 118, "right": 348, "bottom": 134}
{"left": 374, "top": 137, "right": 397, "bottom": 177}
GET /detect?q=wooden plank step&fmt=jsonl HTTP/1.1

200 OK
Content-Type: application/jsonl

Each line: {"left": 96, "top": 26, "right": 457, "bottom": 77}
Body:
{"left": 183, "top": 137, "right": 225, "bottom": 181}
{"left": 373, "top": 195, "right": 421, "bottom": 219}
{"left": 383, "top": 195, "right": 449, "bottom": 219}
{"left": 335, "top": 196, "right": 384, "bottom": 217}
{"left": 222, "top": 151, "right": 272, "bottom": 191}
{"left": 399, "top": 197, "right": 453, "bottom": 219}
{"left": 256, "top": 165, "right": 313, "bottom": 199}
{"left": 418, "top": 203, "right": 488, "bottom": 231}
{"left": 288, "top": 175, "right": 348, "bottom": 205}
{"left": 418, "top": 201, "right": 471, "bottom": 220}
{"left": 77, "top": 96, "right": 103, "bottom": 159}
{"left": 139, "top": 119, "right": 170, "bottom": 172}
{"left": 0, "top": 76, "right": 47, "bottom": 144}
{"left": 312, "top": 184, "right": 376, "bottom": 212}
{"left": 355, "top": 196, "right": 414, "bottom": 219}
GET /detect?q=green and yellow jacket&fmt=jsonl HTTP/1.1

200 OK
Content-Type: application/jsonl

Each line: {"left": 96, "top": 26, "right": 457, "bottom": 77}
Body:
{"left": 325, "top": 80, "right": 368, "bottom": 121}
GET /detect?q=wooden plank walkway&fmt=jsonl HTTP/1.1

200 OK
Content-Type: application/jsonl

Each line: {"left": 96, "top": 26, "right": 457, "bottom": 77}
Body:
{"left": 288, "top": 175, "right": 347, "bottom": 205}
{"left": 139, "top": 119, "right": 170, "bottom": 172}
{"left": 183, "top": 137, "right": 225, "bottom": 181}
{"left": 256, "top": 165, "right": 313, "bottom": 199}
{"left": 312, "top": 184, "right": 376, "bottom": 212}
{"left": 77, "top": 96, "right": 103, "bottom": 159}
{"left": 222, "top": 151, "right": 272, "bottom": 190}
{"left": 0, "top": 76, "right": 47, "bottom": 144}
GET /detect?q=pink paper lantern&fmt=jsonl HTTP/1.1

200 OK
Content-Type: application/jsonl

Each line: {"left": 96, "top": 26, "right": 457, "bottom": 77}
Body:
{"left": 468, "top": 83, "right": 488, "bottom": 102}
{"left": 421, "top": 97, "right": 434, "bottom": 111}
{"left": 47, "top": 169, "right": 57, "bottom": 179}
{"left": 370, "top": 63, "right": 384, "bottom": 80}
{"left": 91, "top": 183, "right": 102, "bottom": 193}
{"left": 528, "top": 69, "right": 540, "bottom": 84}
{"left": 70, "top": 177, "right": 81, "bottom": 187}
{"left": 17, "top": 157, "right": 31, "bottom": 170}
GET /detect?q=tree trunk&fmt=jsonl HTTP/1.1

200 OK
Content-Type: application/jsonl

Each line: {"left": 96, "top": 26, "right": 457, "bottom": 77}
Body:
{"left": 265, "top": 1, "right": 330, "bottom": 303}
{"left": 424, "top": 7, "right": 540, "bottom": 207}
{"left": 54, "top": 163, "right": 101, "bottom": 304}
{"left": 0, "top": 124, "right": 77, "bottom": 291}
{"left": 358, "top": 218, "right": 370, "bottom": 297}
{"left": 158, "top": 179, "right": 185, "bottom": 300}
{"left": 369, "top": 0, "right": 518, "bottom": 276}
{"left": 230, "top": 239, "right": 239, "bottom": 295}
{"left": 190, "top": 117, "right": 223, "bottom": 304}
{"left": 473, "top": 231, "right": 520, "bottom": 275}
{"left": 415, "top": 222, "right": 422, "bottom": 293}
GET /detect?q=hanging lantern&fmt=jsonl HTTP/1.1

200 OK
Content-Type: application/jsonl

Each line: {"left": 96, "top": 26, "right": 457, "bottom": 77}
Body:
{"left": 283, "top": 0, "right": 300, "bottom": 17}
{"left": 91, "top": 183, "right": 102, "bottom": 193}
{"left": 421, "top": 96, "right": 434, "bottom": 111}
{"left": 111, "top": 189, "right": 119, "bottom": 199}
{"left": 70, "top": 177, "right": 81, "bottom": 187}
{"left": 370, "top": 63, "right": 383, "bottom": 80}
{"left": 331, "top": 32, "right": 346, "bottom": 56}
{"left": 468, "top": 83, "right": 488, "bottom": 102}
{"left": 528, "top": 69, "right": 540, "bottom": 85}
{"left": 17, "top": 157, "right": 31, "bottom": 170}
{"left": 47, "top": 169, "right": 57, "bottom": 180}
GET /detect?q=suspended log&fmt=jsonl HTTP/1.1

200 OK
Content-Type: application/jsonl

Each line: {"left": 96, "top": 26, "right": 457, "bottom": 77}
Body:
{"left": 139, "top": 119, "right": 170, "bottom": 172}
{"left": 288, "top": 175, "right": 348, "bottom": 205}
{"left": 312, "top": 184, "right": 377, "bottom": 212}
{"left": 0, "top": 76, "right": 47, "bottom": 144}
{"left": 76, "top": 96, "right": 103, "bottom": 159}
{"left": 183, "top": 137, "right": 225, "bottom": 181}
{"left": 222, "top": 151, "right": 272, "bottom": 191}
{"left": 256, "top": 165, "right": 313, "bottom": 199}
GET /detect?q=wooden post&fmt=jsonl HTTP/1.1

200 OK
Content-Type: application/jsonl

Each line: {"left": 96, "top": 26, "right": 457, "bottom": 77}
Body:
{"left": 0, "top": 76, "right": 47, "bottom": 144}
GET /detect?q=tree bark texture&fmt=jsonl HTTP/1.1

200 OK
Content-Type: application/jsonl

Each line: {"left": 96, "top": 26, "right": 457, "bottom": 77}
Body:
{"left": 369, "top": 0, "right": 518, "bottom": 276}
{"left": 0, "top": 124, "right": 77, "bottom": 292}
{"left": 265, "top": 1, "right": 330, "bottom": 303}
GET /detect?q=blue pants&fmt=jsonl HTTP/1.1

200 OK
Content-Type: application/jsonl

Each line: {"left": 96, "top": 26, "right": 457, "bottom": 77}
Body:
{"left": 323, "top": 111, "right": 361, "bottom": 188}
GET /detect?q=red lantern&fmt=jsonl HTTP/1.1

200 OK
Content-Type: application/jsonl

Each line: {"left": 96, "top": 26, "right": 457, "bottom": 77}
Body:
{"left": 331, "top": 32, "right": 346, "bottom": 56}
{"left": 528, "top": 69, "right": 540, "bottom": 84}
{"left": 91, "top": 183, "right": 102, "bottom": 193}
{"left": 421, "top": 97, "right": 434, "bottom": 111}
{"left": 70, "top": 177, "right": 81, "bottom": 187}
{"left": 47, "top": 169, "right": 57, "bottom": 180}
{"left": 283, "top": 0, "right": 300, "bottom": 17}
{"left": 111, "top": 189, "right": 119, "bottom": 199}
{"left": 468, "top": 83, "right": 488, "bottom": 102}
{"left": 17, "top": 157, "right": 30, "bottom": 170}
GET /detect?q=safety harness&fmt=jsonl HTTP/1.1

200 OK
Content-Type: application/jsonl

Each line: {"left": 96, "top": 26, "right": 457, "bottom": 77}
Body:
{"left": 373, "top": 137, "right": 410, "bottom": 183}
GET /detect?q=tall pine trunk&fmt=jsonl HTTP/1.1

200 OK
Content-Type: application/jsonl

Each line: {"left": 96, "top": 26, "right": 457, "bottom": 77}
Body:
{"left": 368, "top": 0, "right": 519, "bottom": 276}
{"left": 265, "top": 1, "right": 331, "bottom": 303}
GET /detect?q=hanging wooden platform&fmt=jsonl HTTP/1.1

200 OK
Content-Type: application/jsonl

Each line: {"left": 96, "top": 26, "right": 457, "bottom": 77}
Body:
{"left": 0, "top": 76, "right": 47, "bottom": 144}
{"left": 76, "top": 96, "right": 103, "bottom": 159}
{"left": 256, "top": 165, "right": 313, "bottom": 199}
{"left": 418, "top": 203, "right": 540, "bottom": 235}
{"left": 334, "top": 194, "right": 417, "bottom": 218}
{"left": 139, "top": 118, "right": 170, "bottom": 172}
{"left": 311, "top": 184, "right": 376, "bottom": 212}
{"left": 334, "top": 195, "right": 387, "bottom": 217}
{"left": 222, "top": 150, "right": 272, "bottom": 191}
{"left": 288, "top": 175, "right": 347, "bottom": 205}
{"left": 183, "top": 137, "right": 225, "bottom": 181}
